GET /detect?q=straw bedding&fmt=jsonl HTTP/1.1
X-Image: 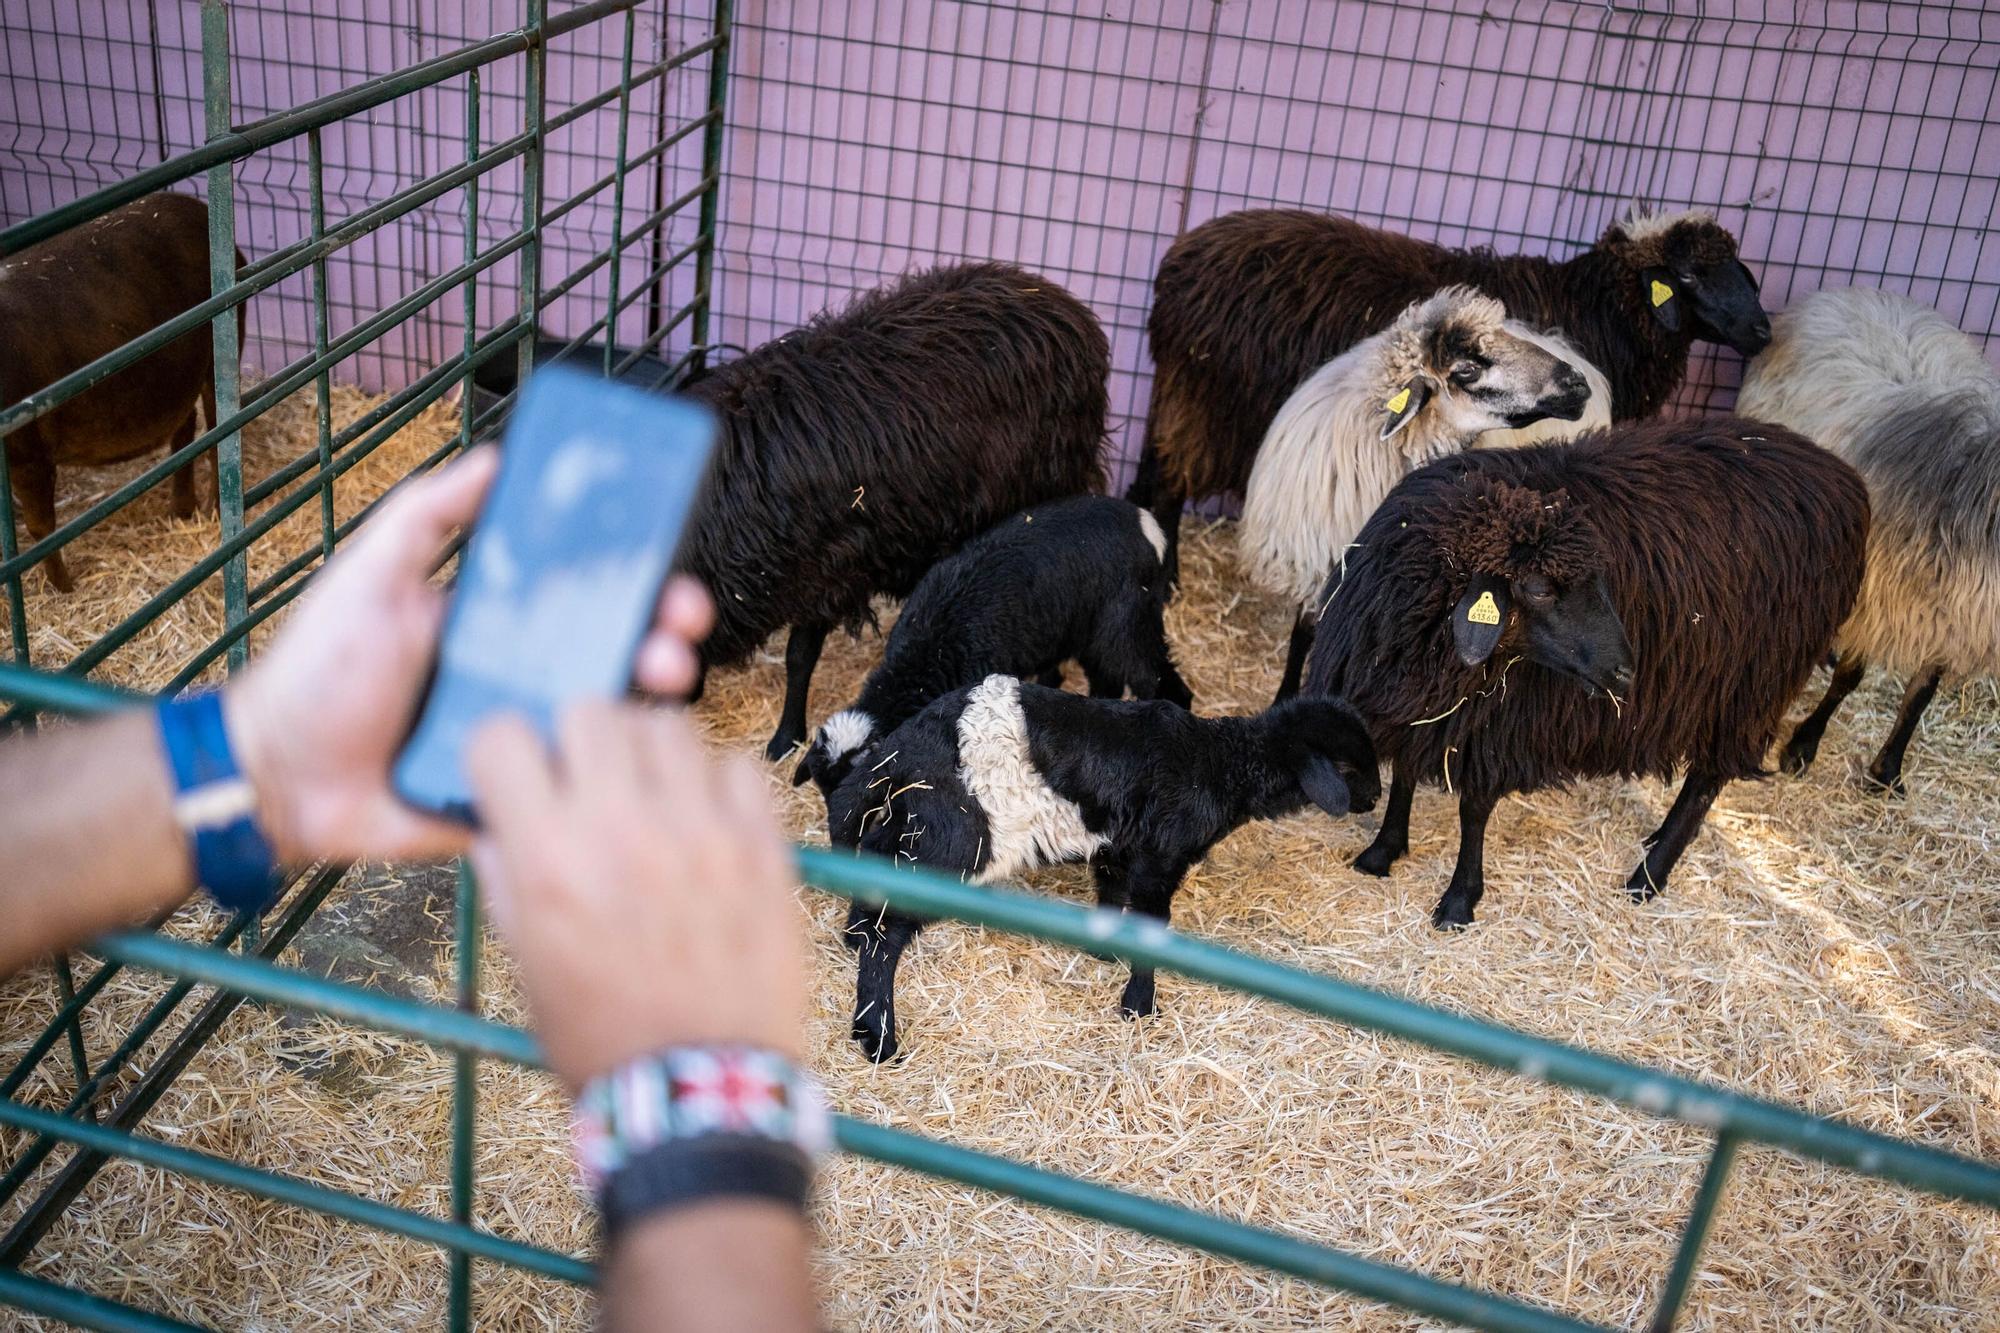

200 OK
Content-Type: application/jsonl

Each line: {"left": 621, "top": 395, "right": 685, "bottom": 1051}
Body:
{"left": 2, "top": 384, "right": 1997, "bottom": 1330}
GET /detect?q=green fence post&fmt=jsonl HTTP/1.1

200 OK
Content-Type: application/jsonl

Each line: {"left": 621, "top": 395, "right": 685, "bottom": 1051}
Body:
{"left": 1647, "top": 1131, "right": 1741, "bottom": 1333}
{"left": 603, "top": 9, "right": 638, "bottom": 375}
{"left": 200, "top": 0, "right": 249, "bottom": 672}
{"left": 686, "top": 0, "right": 731, "bottom": 375}
{"left": 517, "top": 0, "right": 547, "bottom": 392}
{"left": 461, "top": 68, "right": 482, "bottom": 451}
{"left": 448, "top": 862, "right": 481, "bottom": 1333}
{"left": 306, "top": 128, "right": 336, "bottom": 560}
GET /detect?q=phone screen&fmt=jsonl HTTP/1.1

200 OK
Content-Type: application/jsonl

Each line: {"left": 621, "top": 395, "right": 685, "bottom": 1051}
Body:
{"left": 393, "top": 364, "right": 717, "bottom": 824}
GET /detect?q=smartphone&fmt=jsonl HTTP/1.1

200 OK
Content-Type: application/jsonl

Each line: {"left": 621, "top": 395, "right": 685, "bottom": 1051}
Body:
{"left": 393, "top": 363, "right": 717, "bottom": 824}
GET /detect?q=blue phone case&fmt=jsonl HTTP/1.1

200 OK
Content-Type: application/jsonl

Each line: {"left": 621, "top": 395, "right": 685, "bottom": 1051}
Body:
{"left": 393, "top": 364, "right": 717, "bottom": 824}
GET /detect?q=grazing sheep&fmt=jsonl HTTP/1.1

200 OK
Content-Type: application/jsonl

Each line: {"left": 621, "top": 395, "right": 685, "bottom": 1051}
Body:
{"left": 792, "top": 495, "right": 1192, "bottom": 798}
{"left": 676, "top": 262, "right": 1110, "bottom": 759}
{"left": 1737, "top": 286, "right": 2000, "bottom": 792}
{"left": 1237, "top": 287, "right": 1604, "bottom": 700}
{"left": 1, "top": 192, "right": 239, "bottom": 591}
{"left": 831, "top": 676, "right": 1380, "bottom": 1061}
{"left": 1304, "top": 419, "right": 1868, "bottom": 929}
{"left": 1132, "top": 206, "right": 1771, "bottom": 575}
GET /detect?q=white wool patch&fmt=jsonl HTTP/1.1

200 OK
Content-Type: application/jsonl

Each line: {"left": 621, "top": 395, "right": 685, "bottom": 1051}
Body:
{"left": 1618, "top": 206, "right": 1712, "bottom": 246}
{"left": 820, "top": 709, "right": 876, "bottom": 760}
{"left": 1136, "top": 508, "right": 1169, "bottom": 563}
{"left": 955, "top": 675, "right": 1106, "bottom": 882}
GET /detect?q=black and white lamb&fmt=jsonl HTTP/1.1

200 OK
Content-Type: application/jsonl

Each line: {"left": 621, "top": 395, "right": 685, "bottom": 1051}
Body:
{"left": 792, "top": 495, "right": 1192, "bottom": 798}
{"left": 1737, "top": 286, "right": 2000, "bottom": 792}
{"left": 675, "top": 261, "right": 1109, "bottom": 759}
{"left": 829, "top": 675, "right": 1380, "bottom": 1061}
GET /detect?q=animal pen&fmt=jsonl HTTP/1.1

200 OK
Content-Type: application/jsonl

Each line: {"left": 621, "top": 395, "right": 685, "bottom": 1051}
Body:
{"left": 2, "top": 0, "right": 1999, "bottom": 1328}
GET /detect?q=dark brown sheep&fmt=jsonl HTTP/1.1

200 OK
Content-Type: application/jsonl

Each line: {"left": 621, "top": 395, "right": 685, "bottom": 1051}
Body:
{"left": 1304, "top": 418, "right": 1868, "bottom": 929}
{"left": 1131, "top": 208, "right": 1772, "bottom": 575}
{"left": 677, "top": 261, "right": 1110, "bottom": 760}
{"left": 1, "top": 192, "right": 238, "bottom": 591}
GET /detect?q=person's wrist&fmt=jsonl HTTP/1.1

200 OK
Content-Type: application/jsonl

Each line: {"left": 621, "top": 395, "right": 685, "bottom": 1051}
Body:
{"left": 220, "top": 678, "right": 304, "bottom": 867}
{"left": 547, "top": 1003, "right": 803, "bottom": 1094}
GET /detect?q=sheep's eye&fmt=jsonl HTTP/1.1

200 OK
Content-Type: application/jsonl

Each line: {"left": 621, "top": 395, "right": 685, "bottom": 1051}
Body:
{"left": 1676, "top": 268, "right": 1697, "bottom": 285}
{"left": 1449, "top": 361, "right": 1482, "bottom": 386}
{"left": 1519, "top": 576, "right": 1556, "bottom": 604}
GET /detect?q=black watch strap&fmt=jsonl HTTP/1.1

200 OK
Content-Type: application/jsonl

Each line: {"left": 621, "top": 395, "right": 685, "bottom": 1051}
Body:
{"left": 599, "top": 1133, "right": 813, "bottom": 1240}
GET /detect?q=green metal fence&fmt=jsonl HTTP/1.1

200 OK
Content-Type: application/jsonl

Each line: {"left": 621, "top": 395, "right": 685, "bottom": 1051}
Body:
{"left": 3, "top": 4, "right": 1998, "bottom": 1331}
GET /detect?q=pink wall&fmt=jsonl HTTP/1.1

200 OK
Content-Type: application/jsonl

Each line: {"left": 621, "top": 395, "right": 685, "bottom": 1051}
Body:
{"left": 4, "top": 1, "right": 1996, "bottom": 489}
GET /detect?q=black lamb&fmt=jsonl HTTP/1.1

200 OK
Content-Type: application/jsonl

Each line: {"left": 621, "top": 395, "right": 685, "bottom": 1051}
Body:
{"left": 791, "top": 495, "right": 1193, "bottom": 798}
{"left": 1305, "top": 419, "right": 1868, "bottom": 929}
{"left": 676, "top": 262, "right": 1110, "bottom": 758}
{"left": 830, "top": 675, "right": 1380, "bottom": 1061}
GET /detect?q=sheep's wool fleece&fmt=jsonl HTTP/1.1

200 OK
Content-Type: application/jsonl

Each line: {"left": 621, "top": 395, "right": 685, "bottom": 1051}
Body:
{"left": 956, "top": 675, "right": 1106, "bottom": 882}
{"left": 1738, "top": 286, "right": 2000, "bottom": 679}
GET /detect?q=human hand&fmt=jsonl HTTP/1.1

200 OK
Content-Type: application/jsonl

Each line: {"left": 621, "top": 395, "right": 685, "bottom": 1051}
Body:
{"left": 223, "top": 448, "right": 715, "bottom": 865}
{"left": 465, "top": 700, "right": 805, "bottom": 1090}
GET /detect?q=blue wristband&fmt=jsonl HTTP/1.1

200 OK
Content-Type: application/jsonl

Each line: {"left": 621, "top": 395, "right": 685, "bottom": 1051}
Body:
{"left": 155, "top": 691, "right": 282, "bottom": 915}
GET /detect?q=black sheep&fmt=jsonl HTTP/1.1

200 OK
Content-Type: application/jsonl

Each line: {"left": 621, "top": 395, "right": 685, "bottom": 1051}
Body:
{"left": 792, "top": 495, "right": 1193, "bottom": 798}
{"left": 1304, "top": 419, "right": 1868, "bottom": 929}
{"left": 677, "top": 262, "right": 1110, "bottom": 758}
{"left": 1132, "top": 207, "right": 1772, "bottom": 576}
{"left": 830, "top": 675, "right": 1380, "bottom": 1061}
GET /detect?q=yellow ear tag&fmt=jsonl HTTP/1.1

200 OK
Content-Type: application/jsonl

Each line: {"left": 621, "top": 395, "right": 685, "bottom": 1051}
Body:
{"left": 1650, "top": 278, "right": 1674, "bottom": 307}
{"left": 1466, "top": 590, "right": 1501, "bottom": 625}
{"left": 1385, "top": 386, "right": 1412, "bottom": 415}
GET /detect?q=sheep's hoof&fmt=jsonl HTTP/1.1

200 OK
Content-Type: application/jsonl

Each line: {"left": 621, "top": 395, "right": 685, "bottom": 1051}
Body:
{"left": 41, "top": 556, "right": 75, "bottom": 595}
{"left": 1863, "top": 765, "right": 1907, "bottom": 796}
{"left": 1624, "top": 866, "right": 1664, "bottom": 903}
{"left": 853, "top": 1017, "right": 899, "bottom": 1064}
{"left": 1118, "top": 981, "right": 1156, "bottom": 1019}
{"left": 764, "top": 729, "right": 803, "bottom": 762}
{"left": 1779, "top": 737, "right": 1818, "bottom": 776}
{"left": 1430, "top": 899, "right": 1475, "bottom": 931}
{"left": 1353, "top": 840, "right": 1404, "bottom": 878}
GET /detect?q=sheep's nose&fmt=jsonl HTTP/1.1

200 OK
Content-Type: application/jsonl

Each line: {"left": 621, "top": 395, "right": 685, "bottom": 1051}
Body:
{"left": 1555, "top": 364, "right": 1587, "bottom": 394}
{"left": 1611, "top": 662, "right": 1635, "bottom": 691}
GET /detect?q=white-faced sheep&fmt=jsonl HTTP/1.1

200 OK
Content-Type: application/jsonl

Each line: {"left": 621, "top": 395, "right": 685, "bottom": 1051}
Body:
{"left": 1238, "top": 286, "right": 1605, "bottom": 700}
{"left": 791, "top": 495, "right": 1191, "bottom": 799}
{"left": 1304, "top": 419, "right": 1868, "bottom": 929}
{"left": 675, "top": 261, "right": 1110, "bottom": 760}
{"left": 1132, "top": 206, "right": 1772, "bottom": 577}
{"left": 1737, "top": 286, "right": 2000, "bottom": 791}
{"left": 830, "top": 675, "right": 1380, "bottom": 1061}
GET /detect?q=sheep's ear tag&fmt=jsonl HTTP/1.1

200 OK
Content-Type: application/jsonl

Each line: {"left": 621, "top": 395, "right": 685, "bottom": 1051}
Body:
{"left": 1453, "top": 575, "right": 1509, "bottom": 666}
{"left": 1380, "top": 379, "right": 1429, "bottom": 439}
{"left": 1641, "top": 269, "right": 1680, "bottom": 331}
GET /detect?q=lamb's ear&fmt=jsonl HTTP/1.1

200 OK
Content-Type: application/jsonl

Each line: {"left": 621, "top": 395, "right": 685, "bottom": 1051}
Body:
{"left": 1298, "top": 755, "right": 1352, "bottom": 819}
{"left": 1452, "top": 573, "right": 1510, "bottom": 666}
{"left": 1640, "top": 268, "right": 1680, "bottom": 331}
{"left": 1379, "top": 375, "right": 1436, "bottom": 440}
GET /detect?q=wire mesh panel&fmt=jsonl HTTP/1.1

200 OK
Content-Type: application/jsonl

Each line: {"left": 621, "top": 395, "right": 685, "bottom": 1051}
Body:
{"left": 710, "top": 0, "right": 1999, "bottom": 485}
{"left": 0, "top": 0, "right": 721, "bottom": 393}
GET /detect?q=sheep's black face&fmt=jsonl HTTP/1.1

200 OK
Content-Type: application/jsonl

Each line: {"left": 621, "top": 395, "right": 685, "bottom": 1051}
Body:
{"left": 1659, "top": 228, "right": 1772, "bottom": 356}
{"left": 1516, "top": 572, "right": 1635, "bottom": 698}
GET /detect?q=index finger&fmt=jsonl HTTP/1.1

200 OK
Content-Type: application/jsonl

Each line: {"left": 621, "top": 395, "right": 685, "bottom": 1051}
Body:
{"left": 343, "top": 447, "right": 500, "bottom": 585}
